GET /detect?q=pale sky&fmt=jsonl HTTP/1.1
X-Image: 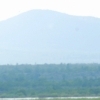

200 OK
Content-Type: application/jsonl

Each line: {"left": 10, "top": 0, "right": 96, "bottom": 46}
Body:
{"left": 0, "top": 0, "right": 100, "bottom": 21}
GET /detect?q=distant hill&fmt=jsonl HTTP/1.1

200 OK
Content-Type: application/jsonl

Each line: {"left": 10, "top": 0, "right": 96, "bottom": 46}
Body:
{"left": 0, "top": 10, "right": 100, "bottom": 64}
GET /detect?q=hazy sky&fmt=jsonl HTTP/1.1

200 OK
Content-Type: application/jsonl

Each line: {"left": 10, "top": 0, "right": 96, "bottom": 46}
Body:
{"left": 0, "top": 0, "right": 100, "bottom": 21}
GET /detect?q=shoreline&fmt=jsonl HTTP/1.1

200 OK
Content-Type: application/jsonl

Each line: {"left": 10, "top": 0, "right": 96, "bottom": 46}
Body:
{"left": 0, "top": 97, "right": 100, "bottom": 99}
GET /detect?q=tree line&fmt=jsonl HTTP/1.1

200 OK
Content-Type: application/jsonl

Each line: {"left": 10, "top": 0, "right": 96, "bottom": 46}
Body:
{"left": 0, "top": 63, "right": 100, "bottom": 97}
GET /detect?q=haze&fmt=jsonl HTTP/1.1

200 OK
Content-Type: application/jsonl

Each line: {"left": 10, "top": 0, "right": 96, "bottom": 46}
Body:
{"left": 0, "top": 0, "right": 100, "bottom": 64}
{"left": 0, "top": 0, "right": 100, "bottom": 21}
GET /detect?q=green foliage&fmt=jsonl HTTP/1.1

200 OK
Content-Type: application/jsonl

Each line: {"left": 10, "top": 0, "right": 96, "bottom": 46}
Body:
{"left": 0, "top": 63, "right": 100, "bottom": 97}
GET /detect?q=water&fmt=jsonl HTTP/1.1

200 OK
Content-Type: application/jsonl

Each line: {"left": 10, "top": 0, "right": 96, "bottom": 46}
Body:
{"left": 0, "top": 97, "right": 100, "bottom": 100}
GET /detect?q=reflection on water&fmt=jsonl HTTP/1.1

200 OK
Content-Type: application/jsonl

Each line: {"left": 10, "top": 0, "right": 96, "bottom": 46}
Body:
{"left": 0, "top": 97, "right": 100, "bottom": 100}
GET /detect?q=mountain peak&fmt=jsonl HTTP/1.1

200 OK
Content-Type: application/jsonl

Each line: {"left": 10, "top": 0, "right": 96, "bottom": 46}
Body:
{"left": 0, "top": 10, "right": 100, "bottom": 64}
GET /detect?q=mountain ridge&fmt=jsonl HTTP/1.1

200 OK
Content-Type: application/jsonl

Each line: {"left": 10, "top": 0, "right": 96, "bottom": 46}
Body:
{"left": 0, "top": 9, "right": 100, "bottom": 64}
{"left": 0, "top": 9, "right": 100, "bottom": 23}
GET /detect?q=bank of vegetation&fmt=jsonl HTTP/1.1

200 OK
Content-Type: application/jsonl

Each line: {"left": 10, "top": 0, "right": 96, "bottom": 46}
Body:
{"left": 0, "top": 63, "right": 100, "bottom": 97}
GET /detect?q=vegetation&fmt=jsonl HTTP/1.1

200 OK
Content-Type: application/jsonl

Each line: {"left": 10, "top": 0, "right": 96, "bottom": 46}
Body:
{"left": 1, "top": 98, "right": 100, "bottom": 100}
{"left": 0, "top": 63, "right": 100, "bottom": 97}
{"left": 18, "top": 98, "right": 100, "bottom": 100}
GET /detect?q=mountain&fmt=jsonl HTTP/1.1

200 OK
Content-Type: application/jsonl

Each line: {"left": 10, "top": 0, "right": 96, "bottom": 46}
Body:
{"left": 0, "top": 10, "right": 100, "bottom": 64}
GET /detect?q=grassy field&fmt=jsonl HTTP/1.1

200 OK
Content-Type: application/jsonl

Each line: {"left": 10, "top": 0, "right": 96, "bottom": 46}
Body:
{"left": 40, "top": 98, "right": 99, "bottom": 100}
{"left": 19, "top": 98, "right": 100, "bottom": 100}
{"left": 32, "top": 98, "right": 100, "bottom": 100}
{"left": 40, "top": 98, "right": 100, "bottom": 100}
{"left": 43, "top": 98, "right": 100, "bottom": 100}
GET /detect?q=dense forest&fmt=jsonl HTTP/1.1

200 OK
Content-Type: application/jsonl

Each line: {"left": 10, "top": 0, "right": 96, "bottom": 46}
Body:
{"left": 0, "top": 63, "right": 100, "bottom": 97}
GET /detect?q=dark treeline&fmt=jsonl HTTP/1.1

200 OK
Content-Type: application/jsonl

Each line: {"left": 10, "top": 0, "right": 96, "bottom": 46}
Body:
{"left": 0, "top": 63, "right": 100, "bottom": 97}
